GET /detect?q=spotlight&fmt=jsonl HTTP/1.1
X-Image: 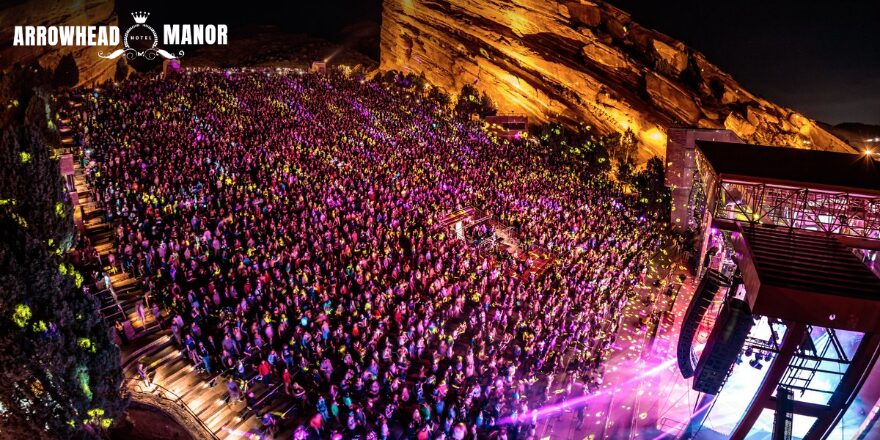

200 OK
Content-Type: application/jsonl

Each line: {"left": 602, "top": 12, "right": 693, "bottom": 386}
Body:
{"left": 749, "top": 358, "right": 763, "bottom": 370}
{"left": 745, "top": 346, "right": 753, "bottom": 357}
{"left": 764, "top": 352, "right": 773, "bottom": 362}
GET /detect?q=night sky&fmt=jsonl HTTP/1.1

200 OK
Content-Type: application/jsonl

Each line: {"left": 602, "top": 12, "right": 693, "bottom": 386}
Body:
{"left": 603, "top": 0, "right": 879, "bottom": 126}
{"left": 116, "top": 0, "right": 878, "bottom": 125}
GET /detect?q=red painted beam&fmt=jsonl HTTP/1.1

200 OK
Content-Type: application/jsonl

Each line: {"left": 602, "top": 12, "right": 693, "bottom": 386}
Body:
{"left": 805, "top": 332, "right": 880, "bottom": 440}
{"left": 752, "top": 285, "right": 880, "bottom": 333}
{"left": 729, "top": 322, "right": 808, "bottom": 440}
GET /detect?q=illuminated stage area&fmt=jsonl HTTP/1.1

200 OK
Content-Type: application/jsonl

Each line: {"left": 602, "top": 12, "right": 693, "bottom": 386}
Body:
{"left": 664, "top": 130, "right": 880, "bottom": 440}
{"left": 675, "top": 319, "right": 871, "bottom": 439}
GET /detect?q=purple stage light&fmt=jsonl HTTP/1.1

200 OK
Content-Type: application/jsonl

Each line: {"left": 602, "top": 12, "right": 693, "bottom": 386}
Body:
{"left": 496, "top": 357, "right": 676, "bottom": 426}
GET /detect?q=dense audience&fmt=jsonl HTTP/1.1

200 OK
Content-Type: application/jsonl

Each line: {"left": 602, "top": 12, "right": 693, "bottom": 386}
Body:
{"left": 71, "top": 68, "right": 664, "bottom": 439}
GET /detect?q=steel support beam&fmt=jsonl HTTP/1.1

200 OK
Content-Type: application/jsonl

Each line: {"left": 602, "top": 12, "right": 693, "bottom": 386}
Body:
{"left": 765, "top": 396, "right": 830, "bottom": 418}
{"left": 804, "top": 332, "right": 880, "bottom": 440}
{"left": 729, "top": 322, "right": 808, "bottom": 440}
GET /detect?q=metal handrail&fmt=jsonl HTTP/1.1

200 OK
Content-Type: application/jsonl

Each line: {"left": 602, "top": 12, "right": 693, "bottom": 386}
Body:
{"left": 126, "top": 376, "right": 221, "bottom": 440}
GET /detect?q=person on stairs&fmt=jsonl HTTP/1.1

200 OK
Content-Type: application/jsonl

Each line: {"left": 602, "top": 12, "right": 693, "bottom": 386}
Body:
{"left": 103, "top": 271, "right": 123, "bottom": 316}
{"left": 136, "top": 300, "right": 146, "bottom": 328}
{"left": 227, "top": 378, "right": 241, "bottom": 402}
{"left": 137, "top": 361, "right": 151, "bottom": 387}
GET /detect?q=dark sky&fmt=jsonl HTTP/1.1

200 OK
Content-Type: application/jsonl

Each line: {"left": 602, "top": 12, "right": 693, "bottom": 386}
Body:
{"left": 607, "top": 0, "right": 880, "bottom": 125}
{"left": 115, "top": 0, "right": 383, "bottom": 50}
{"left": 114, "top": 0, "right": 878, "bottom": 125}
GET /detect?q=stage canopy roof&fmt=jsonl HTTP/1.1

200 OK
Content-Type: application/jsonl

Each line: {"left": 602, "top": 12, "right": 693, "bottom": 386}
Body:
{"left": 731, "top": 224, "right": 880, "bottom": 332}
{"left": 695, "top": 141, "right": 880, "bottom": 195}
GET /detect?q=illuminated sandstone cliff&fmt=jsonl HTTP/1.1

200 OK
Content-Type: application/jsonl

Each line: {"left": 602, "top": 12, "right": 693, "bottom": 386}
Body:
{"left": 0, "top": 0, "right": 117, "bottom": 86}
{"left": 380, "top": 0, "right": 852, "bottom": 159}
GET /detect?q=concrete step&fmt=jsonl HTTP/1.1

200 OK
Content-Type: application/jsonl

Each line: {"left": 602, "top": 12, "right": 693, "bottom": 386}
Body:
{"left": 205, "top": 400, "right": 246, "bottom": 432}
{"left": 94, "top": 243, "right": 114, "bottom": 256}
{"left": 226, "top": 412, "right": 266, "bottom": 440}
{"left": 163, "top": 361, "right": 200, "bottom": 394}
{"left": 215, "top": 412, "right": 249, "bottom": 439}
{"left": 189, "top": 382, "right": 231, "bottom": 417}
{"left": 166, "top": 369, "right": 205, "bottom": 398}
{"left": 145, "top": 347, "right": 184, "bottom": 373}
{"left": 137, "top": 341, "right": 177, "bottom": 369}
{"left": 218, "top": 408, "right": 259, "bottom": 440}
{"left": 153, "top": 357, "right": 192, "bottom": 387}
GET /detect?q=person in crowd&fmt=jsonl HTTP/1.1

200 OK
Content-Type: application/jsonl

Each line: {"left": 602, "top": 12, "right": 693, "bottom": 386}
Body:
{"left": 137, "top": 360, "right": 150, "bottom": 386}
{"left": 70, "top": 67, "right": 666, "bottom": 438}
{"left": 227, "top": 377, "right": 241, "bottom": 402}
{"left": 114, "top": 320, "right": 128, "bottom": 345}
{"left": 135, "top": 300, "right": 146, "bottom": 328}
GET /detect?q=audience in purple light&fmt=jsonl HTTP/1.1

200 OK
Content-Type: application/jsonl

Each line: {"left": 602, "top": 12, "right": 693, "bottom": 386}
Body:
{"left": 71, "top": 68, "right": 664, "bottom": 439}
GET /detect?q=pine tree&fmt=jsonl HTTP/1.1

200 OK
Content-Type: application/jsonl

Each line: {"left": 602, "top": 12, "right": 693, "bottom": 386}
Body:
{"left": 478, "top": 91, "right": 496, "bottom": 117}
{"left": 454, "top": 84, "right": 496, "bottom": 119}
{"left": 0, "top": 65, "right": 125, "bottom": 439}
{"left": 611, "top": 128, "right": 637, "bottom": 166}
{"left": 114, "top": 59, "right": 129, "bottom": 83}
{"left": 52, "top": 53, "right": 80, "bottom": 88}
{"left": 633, "top": 156, "right": 672, "bottom": 221}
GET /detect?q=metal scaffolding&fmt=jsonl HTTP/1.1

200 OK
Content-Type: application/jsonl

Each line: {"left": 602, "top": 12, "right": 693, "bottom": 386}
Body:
{"left": 712, "top": 180, "right": 880, "bottom": 241}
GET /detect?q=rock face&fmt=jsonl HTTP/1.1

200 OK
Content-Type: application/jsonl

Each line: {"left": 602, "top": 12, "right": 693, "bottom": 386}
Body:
{"left": 380, "top": 0, "right": 853, "bottom": 158}
{"left": 822, "top": 122, "right": 880, "bottom": 152}
{"left": 0, "top": 0, "right": 118, "bottom": 86}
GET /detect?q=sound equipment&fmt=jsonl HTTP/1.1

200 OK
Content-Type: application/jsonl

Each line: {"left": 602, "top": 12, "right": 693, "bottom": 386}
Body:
{"left": 773, "top": 386, "right": 794, "bottom": 440}
{"left": 693, "top": 297, "right": 753, "bottom": 394}
{"left": 677, "top": 269, "right": 728, "bottom": 378}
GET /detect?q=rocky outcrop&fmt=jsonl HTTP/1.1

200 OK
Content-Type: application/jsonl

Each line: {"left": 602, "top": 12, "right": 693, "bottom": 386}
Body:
{"left": 0, "top": 0, "right": 117, "bottom": 86}
{"left": 822, "top": 122, "right": 880, "bottom": 152}
{"left": 380, "top": 0, "right": 853, "bottom": 159}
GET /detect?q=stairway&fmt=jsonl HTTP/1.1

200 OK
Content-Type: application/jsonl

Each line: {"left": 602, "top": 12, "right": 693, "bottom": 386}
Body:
{"left": 60, "top": 105, "right": 163, "bottom": 338}
{"left": 130, "top": 334, "right": 297, "bottom": 439}
{"left": 60, "top": 101, "right": 297, "bottom": 439}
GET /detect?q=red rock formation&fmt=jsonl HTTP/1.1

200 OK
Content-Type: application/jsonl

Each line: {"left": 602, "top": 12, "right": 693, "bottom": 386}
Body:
{"left": 0, "top": 0, "right": 118, "bottom": 86}
{"left": 380, "top": 0, "right": 853, "bottom": 159}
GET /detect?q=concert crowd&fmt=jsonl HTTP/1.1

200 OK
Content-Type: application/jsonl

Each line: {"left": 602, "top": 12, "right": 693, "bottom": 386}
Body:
{"left": 70, "top": 68, "right": 665, "bottom": 439}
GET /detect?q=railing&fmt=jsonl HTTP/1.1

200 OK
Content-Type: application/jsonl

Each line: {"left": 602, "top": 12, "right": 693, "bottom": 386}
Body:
{"left": 126, "top": 346, "right": 284, "bottom": 437}
{"left": 656, "top": 416, "right": 686, "bottom": 437}
{"left": 125, "top": 376, "right": 221, "bottom": 440}
{"left": 60, "top": 102, "right": 221, "bottom": 438}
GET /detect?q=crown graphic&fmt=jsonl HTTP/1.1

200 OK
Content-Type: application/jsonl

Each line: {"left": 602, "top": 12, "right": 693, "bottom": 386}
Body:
{"left": 131, "top": 11, "right": 150, "bottom": 24}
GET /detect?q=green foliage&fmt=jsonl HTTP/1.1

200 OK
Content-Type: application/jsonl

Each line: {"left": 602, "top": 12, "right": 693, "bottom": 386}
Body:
{"left": 427, "top": 86, "right": 450, "bottom": 107}
{"left": 0, "top": 65, "right": 125, "bottom": 439}
{"left": 114, "top": 59, "right": 129, "bottom": 83}
{"left": 454, "top": 84, "right": 496, "bottom": 118}
{"left": 610, "top": 128, "right": 637, "bottom": 167}
{"left": 538, "top": 122, "right": 611, "bottom": 176}
{"left": 616, "top": 161, "right": 634, "bottom": 184}
{"left": 632, "top": 156, "right": 672, "bottom": 221}
{"left": 32, "top": 320, "right": 47, "bottom": 332}
{"left": 12, "top": 303, "right": 31, "bottom": 327}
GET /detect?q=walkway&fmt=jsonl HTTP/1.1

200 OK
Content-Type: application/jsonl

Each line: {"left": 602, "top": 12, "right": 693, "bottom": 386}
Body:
{"left": 60, "top": 102, "right": 296, "bottom": 440}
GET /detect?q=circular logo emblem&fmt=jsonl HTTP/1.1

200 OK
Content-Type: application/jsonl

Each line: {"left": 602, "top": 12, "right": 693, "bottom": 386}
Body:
{"left": 124, "top": 23, "right": 158, "bottom": 51}
{"left": 98, "top": 11, "right": 183, "bottom": 60}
